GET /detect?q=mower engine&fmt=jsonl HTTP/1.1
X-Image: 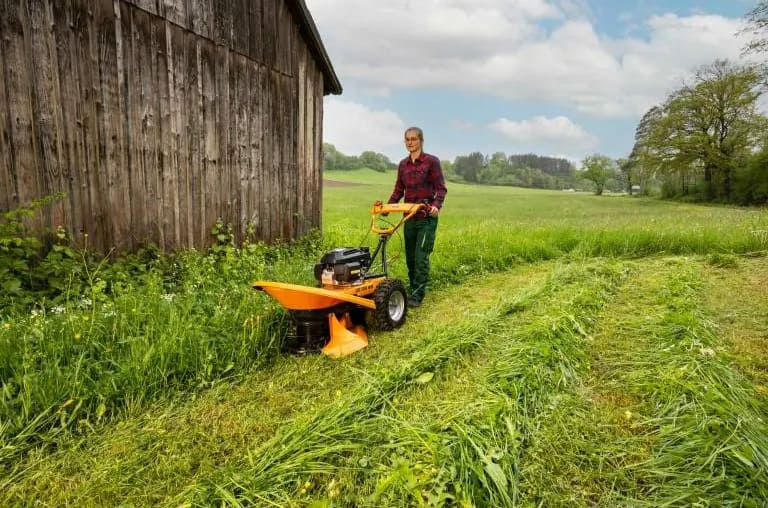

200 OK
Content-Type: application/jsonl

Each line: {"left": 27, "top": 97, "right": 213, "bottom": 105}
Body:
{"left": 314, "top": 247, "right": 371, "bottom": 286}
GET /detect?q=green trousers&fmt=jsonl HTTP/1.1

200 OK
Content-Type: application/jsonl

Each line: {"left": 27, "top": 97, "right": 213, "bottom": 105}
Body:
{"left": 403, "top": 216, "right": 438, "bottom": 302}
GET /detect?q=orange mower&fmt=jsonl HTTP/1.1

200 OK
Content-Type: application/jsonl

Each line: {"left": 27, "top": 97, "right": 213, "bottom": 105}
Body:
{"left": 252, "top": 201, "right": 425, "bottom": 358}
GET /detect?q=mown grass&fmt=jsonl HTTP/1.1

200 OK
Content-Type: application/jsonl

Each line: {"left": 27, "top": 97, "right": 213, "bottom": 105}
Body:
{"left": 1, "top": 169, "right": 767, "bottom": 505}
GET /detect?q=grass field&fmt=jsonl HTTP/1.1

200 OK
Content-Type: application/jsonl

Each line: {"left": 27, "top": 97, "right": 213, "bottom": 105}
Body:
{"left": 1, "top": 169, "right": 767, "bottom": 506}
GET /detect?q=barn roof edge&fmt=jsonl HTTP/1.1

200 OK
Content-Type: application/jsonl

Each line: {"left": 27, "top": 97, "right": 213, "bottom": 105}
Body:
{"left": 287, "top": 0, "right": 343, "bottom": 95}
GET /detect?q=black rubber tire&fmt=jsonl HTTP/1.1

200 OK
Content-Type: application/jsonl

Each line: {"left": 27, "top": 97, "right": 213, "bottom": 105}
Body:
{"left": 368, "top": 278, "right": 408, "bottom": 330}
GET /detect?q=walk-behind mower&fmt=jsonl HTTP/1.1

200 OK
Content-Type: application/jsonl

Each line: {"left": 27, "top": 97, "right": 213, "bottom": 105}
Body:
{"left": 252, "top": 201, "right": 425, "bottom": 358}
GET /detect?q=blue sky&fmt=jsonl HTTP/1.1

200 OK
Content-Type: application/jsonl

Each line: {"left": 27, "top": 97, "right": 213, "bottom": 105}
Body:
{"left": 305, "top": 0, "right": 759, "bottom": 166}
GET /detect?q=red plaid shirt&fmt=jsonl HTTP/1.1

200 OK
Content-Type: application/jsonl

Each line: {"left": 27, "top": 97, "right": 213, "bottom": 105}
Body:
{"left": 388, "top": 152, "right": 447, "bottom": 218}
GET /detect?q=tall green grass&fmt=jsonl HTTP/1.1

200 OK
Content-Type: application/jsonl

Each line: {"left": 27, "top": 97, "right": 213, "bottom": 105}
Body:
{"left": 0, "top": 244, "right": 313, "bottom": 466}
{"left": 1, "top": 170, "right": 765, "bottom": 475}
{"left": 324, "top": 170, "right": 768, "bottom": 285}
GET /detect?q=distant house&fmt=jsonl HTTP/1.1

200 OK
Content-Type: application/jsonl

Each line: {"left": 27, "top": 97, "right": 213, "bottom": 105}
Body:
{"left": 0, "top": 0, "right": 341, "bottom": 252}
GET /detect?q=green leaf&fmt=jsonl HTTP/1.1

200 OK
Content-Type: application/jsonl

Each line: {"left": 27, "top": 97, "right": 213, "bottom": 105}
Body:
{"left": 2, "top": 278, "right": 21, "bottom": 293}
{"left": 484, "top": 461, "right": 508, "bottom": 490}
{"left": 415, "top": 371, "right": 434, "bottom": 384}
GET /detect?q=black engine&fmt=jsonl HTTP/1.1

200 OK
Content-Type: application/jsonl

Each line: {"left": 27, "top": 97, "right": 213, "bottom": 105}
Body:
{"left": 314, "top": 247, "right": 371, "bottom": 285}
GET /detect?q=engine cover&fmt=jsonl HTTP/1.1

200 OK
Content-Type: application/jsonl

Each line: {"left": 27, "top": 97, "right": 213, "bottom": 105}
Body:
{"left": 314, "top": 247, "right": 371, "bottom": 285}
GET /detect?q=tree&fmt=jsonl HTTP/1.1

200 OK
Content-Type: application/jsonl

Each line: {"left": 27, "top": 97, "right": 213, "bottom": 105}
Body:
{"left": 616, "top": 157, "right": 636, "bottom": 195}
{"left": 359, "top": 151, "right": 395, "bottom": 172}
{"left": 453, "top": 152, "right": 485, "bottom": 183}
{"left": 581, "top": 154, "right": 615, "bottom": 195}
{"left": 629, "top": 105, "right": 664, "bottom": 193}
{"left": 639, "top": 60, "right": 764, "bottom": 200}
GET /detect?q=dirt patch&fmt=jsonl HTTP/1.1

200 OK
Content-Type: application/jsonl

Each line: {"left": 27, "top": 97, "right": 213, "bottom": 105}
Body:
{"left": 323, "top": 179, "right": 366, "bottom": 188}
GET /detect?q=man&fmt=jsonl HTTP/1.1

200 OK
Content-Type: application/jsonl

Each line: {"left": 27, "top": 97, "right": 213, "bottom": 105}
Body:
{"left": 387, "top": 126, "right": 447, "bottom": 308}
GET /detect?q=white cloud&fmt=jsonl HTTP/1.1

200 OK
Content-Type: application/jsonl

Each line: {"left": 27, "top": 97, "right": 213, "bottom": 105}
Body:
{"left": 323, "top": 98, "right": 406, "bottom": 157}
{"left": 490, "top": 115, "right": 598, "bottom": 152}
{"left": 307, "top": 1, "right": 750, "bottom": 118}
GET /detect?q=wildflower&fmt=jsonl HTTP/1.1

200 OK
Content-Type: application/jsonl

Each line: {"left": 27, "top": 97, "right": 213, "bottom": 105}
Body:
{"left": 78, "top": 298, "right": 92, "bottom": 309}
{"left": 3, "top": 322, "right": 10, "bottom": 329}
{"left": 51, "top": 305, "right": 66, "bottom": 314}
{"left": 699, "top": 347, "right": 716, "bottom": 357}
{"left": 161, "top": 293, "right": 175, "bottom": 302}
{"left": 624, "top": 410, "right": 633, "bottom": 420}
{"left": 31, "top": 309, "right": 41, "bottom": 318}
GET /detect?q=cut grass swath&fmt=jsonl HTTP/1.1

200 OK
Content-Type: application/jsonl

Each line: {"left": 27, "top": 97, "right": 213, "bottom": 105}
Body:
{"left": 186, "top": 261, "right": 627, "bottom": 506}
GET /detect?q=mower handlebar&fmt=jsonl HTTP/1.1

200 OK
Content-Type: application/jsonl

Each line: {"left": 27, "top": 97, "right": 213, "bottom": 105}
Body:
{"left": 370, "top": 201, "right": 426, "bottom": 235}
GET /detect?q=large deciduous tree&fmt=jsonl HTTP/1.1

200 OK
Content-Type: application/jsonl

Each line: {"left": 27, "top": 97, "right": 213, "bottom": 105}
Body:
{"left": 638, "top": 60, "right": 764, "bottom": 200}
{"left": 581, "top": 154, "right": 615, "bottom": 195}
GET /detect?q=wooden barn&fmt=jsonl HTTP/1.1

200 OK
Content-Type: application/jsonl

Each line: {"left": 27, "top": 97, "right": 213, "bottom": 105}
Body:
{"left": 0, "top": 0, "right": 341, "bottom": 252}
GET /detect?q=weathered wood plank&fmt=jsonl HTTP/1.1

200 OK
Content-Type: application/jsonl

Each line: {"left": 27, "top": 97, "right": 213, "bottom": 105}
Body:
{"left": 4, "top": 0, "right": 40, "bottom": 212}
{"left": 272, "top": 72, "right": 285, "bottom": 240}
{"left": 313, "top": 64, "right": 323, "bottom": 229}
{"left": 233, "top": 53, "right": 248, "bottom": 242}
{"left": 277, "top": 0, "right": 292, "bottom": 75}
{"left": 120, "top": 1, "right": 144, "bottom": 248}
{"left": 94, "top": 0, "right": 129, "bottom": 251}
{"left": 31, "top": 0, "right": 71, "bottom": 229}
{"left": 187, "top": 35, "right": 203, "bottom": 246}
{"left": 0, "top": 0, "right": 18, "bottom": 212}
{"left": 135, "top": 6, "right": 162, "bottom": 247}
{"left": 157, "top": 20, "right": 179, "bottom": 248}
{"left": 64, "top": 0, "right": 93, "bottom": 244}
{"left": 246, "top": 58, "right": 261, "bottom": 241}
{"left": 216, "top": 44, "right": 232, "bottom": 229}
{"left": 248, "top": 0, "right": 263, "bottom": 64}
{"left": 279, "top": 74, "right": 293, "bottom": 239}
{"left": 296, "top": 47, "right": 307, "bottom": 234}
{"left": 200, "top": 37, "right": 217, "bottom": 244}
{"left": 159, "top": 0, "right": 185, "bottom": 28}
{"left": 212, "top": 0, "right": 232, "bottom": 48}
{"left": 73, "top": 0, "right": 106, "bottom": 250}
{"left": 262, "top": 0, "right": 276, "bottom": 70}
{"left": 51, "top": 0, "right": 83, "bottom": 235}
{"left": 260, "top": 67, "right": 271, "bottom": 242}
{"left": 232, "top": 0, "right": 249, "bottom": 57}
{"left": 169, "top": 23, "right": 188, "bottom": 247}
{"left": 187, "top": 0, "right": 211, "bottom": 40}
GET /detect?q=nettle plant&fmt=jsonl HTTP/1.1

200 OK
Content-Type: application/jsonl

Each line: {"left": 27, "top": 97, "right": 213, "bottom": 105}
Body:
{"left": 0, "top": 194, "right": 84, "bottom": 307}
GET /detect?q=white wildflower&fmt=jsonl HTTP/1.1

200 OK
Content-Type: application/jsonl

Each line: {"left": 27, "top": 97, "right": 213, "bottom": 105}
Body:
{"left": 161, "top": 293, "right": 175, "bottom": 302}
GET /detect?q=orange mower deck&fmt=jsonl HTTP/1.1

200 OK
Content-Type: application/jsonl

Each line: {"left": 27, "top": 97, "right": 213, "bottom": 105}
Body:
{"left": 252, "top": 202, "right": 423, "bottom": 358}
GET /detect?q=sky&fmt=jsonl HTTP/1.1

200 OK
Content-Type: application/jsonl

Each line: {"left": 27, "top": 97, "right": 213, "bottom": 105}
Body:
{"left": 304, "top": 0, "right": 761, "bottom": 167}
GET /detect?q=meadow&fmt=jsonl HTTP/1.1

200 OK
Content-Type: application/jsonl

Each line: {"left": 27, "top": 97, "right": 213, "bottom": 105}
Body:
{"left": 1, "top": 169, "right": 767, "bottom": 506}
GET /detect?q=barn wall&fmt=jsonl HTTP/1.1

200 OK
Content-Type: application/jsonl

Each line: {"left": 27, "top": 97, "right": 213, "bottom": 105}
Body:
{"left": 0, "top": 0, "right": 326, "bottom": 252}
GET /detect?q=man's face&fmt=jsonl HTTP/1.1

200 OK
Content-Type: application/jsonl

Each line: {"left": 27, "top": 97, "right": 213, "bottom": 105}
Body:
{"left": 405, "top": 131, "right": 422, "bottom": 155}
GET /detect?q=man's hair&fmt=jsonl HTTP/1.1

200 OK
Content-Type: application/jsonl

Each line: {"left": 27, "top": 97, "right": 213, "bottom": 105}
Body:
{"left": 404, "top": 126, "right": 423, "bottom": 141}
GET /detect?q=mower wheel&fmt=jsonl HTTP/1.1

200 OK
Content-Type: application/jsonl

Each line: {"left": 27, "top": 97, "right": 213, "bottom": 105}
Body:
{"left": 369, "top": 278, "right": 408, "bottom": 330}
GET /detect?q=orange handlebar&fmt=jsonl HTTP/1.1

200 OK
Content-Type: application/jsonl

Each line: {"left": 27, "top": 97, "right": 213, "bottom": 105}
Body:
{"left": 370, "top": 202, "right": 425, "bottom": 234}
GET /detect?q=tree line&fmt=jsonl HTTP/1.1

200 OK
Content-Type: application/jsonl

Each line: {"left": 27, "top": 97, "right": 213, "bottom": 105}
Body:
{"left": 323, "top": 144, "right": 397, "bottom": 172}
{"left": 323, "top": 144, "right": 613, "bottom": 192}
